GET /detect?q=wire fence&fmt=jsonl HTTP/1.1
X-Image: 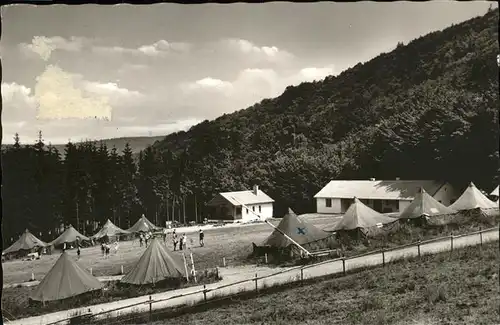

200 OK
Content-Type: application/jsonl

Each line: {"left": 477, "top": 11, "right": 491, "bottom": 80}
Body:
{"left": 9, "top": 226, "right": 499, "bottom": 325}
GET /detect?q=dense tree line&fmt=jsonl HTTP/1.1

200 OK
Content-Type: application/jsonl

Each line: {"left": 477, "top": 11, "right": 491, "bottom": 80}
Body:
{"left": 2, "top": 10, "right": 498, "bottom": 244}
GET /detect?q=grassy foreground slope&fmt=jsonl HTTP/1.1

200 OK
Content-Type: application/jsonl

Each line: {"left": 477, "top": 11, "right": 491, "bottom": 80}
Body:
{"left": 155, "top": 243, "right": 500, "bottom": 325}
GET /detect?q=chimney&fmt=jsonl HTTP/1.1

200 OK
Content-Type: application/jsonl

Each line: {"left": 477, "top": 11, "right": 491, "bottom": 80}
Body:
{"left": 253, "top": 185, "right": 259, "bottom": 195}
{"left": 396, "top": 177, "right": 400, "bottom": 180}
{"left": 370, "top": 178, "right": 376, "bottom": 181}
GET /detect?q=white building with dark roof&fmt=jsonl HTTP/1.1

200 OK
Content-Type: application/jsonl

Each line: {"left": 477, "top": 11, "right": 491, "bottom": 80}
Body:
{"left": 314, "top": 179, "right": 459, "bottom": 214}
{"left": 206, "top": 185, "right": 274, "bottom": 222}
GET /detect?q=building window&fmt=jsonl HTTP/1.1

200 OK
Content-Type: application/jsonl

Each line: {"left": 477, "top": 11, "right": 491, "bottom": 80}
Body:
{"left": 325, "top": 198, "right": 332, "bottom": 207}
{"left": 259, "top": 205, "right": 262, "bottom": 213}
{"left": 252, "top": 206, "right": 255, "bottom": 212}
{"left": 246, "top": 208, "right": 249, "bottom": 214}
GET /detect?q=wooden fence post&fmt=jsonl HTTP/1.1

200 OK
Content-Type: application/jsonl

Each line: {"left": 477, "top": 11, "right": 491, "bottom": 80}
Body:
{"left": 120, "top": 265, "right": 124, "bottom": 275}
{"left": 254, "top": 273, "right": 258, "bottom": 292}
{"left": 264, "top": 253, "right": 268, "bottom": 264}
{"left": 223, "top": 257, "right": 226, "bottom": 267}
{"left": 300, "top": 267, "right": 304, "bottom": 282}
{"left": 382, "top": 249, "right": 385, "bottom": 267}
{"left": 417, "top": 241, "right": 421, "bottom": 257}
{"left": 149, "top": 295, "right": 152, "bottom": 324}
{"left": 450, "top": 234, "right": 454, "bottom": 253}
{"left": 203, "top": 285, "right": 207, "bottom": 302}
{"left": 479, "top": 228, "right": 483, "bottom": 246}
{"left": 342, "top": 258, "right": 346, "bottom": 275}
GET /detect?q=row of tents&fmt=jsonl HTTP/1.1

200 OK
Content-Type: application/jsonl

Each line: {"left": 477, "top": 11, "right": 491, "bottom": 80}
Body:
{"left": 30, "top": 238, "right": 188, "bottom": 303}
{"left": 253, "top": 182, "right": 499, "bottom": 256}
{"left": 3, "top": 215, "right": 161, "bottom": 257}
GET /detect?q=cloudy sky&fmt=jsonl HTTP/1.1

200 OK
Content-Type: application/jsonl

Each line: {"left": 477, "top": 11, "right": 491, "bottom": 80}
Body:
{"left": 1, "top": 2, "right": 496, "bottom": 144}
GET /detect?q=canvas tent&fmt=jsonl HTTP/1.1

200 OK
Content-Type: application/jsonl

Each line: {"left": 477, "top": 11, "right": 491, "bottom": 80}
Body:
{"left": 3, "top": 229, "right": 47, "bottom": 255}
{"left": 30, "top": 252, "right": 103, "bottom": 302}
{"left": 253, "top": 209, "right": 335, "bottom": 257}
{"left": 127, "top": 214, "right": 160, "bottom": 233}
{"left": 328, "top": 198, "right": 399, "bottom": 233}
{"left": 449, "top": 182, "right": 497, "bottom": 211}
{"left": 121, "top": 238, "right": 186, "bottom": 285}
{"left": 398, "top": 188, "right": 457, "bottom": 224}
{"left": 50, "top": 225, "right": 90, "bottom": 247}
{"left": 92, "top": 219, "right": 130, "bottom": 241}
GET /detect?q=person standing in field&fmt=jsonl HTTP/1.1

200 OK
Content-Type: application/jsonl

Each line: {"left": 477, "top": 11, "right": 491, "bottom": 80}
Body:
{"left": 77, "top": 245, "right": 81, "bottom": 259}
{"left": 199, "top": 229, "right": 205, "bottom": 247}
{"left": 180, "top": 234, "right": 187, "bottom": 251}
{"left": 139, "top": 234, "right": 143, "bottom": 247}
{"left": 172, "top": 232, "right": 178, "bottom": 251}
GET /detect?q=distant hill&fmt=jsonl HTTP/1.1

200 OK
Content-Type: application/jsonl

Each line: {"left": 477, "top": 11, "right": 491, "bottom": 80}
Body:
{"left": 1, "top": 136, "right": 165, "bottom": 157}
{"left": 145, "top": 10, "right": 499, "bottom": 215}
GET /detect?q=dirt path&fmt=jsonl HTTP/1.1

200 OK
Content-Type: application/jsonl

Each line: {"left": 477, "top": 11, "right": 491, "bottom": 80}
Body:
{"left": 7, "top": 228, "right": 497, "bottom": 325}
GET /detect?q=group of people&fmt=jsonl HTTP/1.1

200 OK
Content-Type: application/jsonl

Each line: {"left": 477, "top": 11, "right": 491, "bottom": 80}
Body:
{"left": 100, "top": 241, "right": 119, "bottom": 258}
{"left": 138, "top": 232, "right": 153, "bottom": 247}
{"left": 170, "top": 228, "right": 205, "bottom": 251}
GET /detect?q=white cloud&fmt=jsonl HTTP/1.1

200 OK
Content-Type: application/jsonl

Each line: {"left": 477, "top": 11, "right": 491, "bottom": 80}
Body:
{"left": 93, "top": 40, "right": 192, "bottom": 57}
{"left": 19, "top": 36, "right": 89, "bottom": 61}
{"left": 181, "top": 77, "right": 234, "bottom": 94}
{"left": 83, "top": 81, "right": 143, "bottom": 101}
{"left": 223, "top": 38, "right": 294, "bottom": 62}
{"left": 297, "top": 65, "right": 336, "bottom": 82}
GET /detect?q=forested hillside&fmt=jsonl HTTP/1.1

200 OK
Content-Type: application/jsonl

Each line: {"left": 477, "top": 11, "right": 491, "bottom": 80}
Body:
{"left": 144, "top": 9, "right": 499, "bottom": 216}
{"left": 1, "top": 10, "right": 498, "bottom": 244}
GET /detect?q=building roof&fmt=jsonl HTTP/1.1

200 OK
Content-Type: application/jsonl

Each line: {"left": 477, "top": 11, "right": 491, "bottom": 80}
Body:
{"left": 3, "top": 229, "right": 47, "bottom": 254}
{"left": 208, "top": 189, "right": 275, "bottom": 207}
{"left": 314, "top": 180, "right": 446, "bottom": 200}
{"left": 330, "top": 198, "right": 399, "bottom": 231}
{"left": 491, "top": 186, "right": 499, "bottom": 196}
{"left": 449, "top": 182, "right": 497, "bottom": 211}
{"left": 30, "top": 252, "right": 103, "bottom": 302}
{"left": 121, "top": 238, "right": 186, "bottom": 285}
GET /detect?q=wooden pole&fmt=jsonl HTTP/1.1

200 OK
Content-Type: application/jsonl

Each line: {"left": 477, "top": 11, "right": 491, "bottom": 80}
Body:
{"left": 417, "top": 241, "right": 421, "bottom": 257}
{"left": 254, "top": 273, "right": 258, "bottom": 292}
{"left": 203, "top": 285, "right": 207, "bottom": 302}
{"left": 121, "top": 265, "right": 124, "bottom": 275}
{"left": 223, "top": 257, "right": 226, "bottom": 267}
{"left": 264, "top": 253, "right": 268, "bottom": 264}
{"left": 450, "top": 234, "right": 454, "bottom": 253}
{"left": 149, "top": 295, "right": 152, "bottom": 324}
{"left": 300, "top": 267, "right": 304, "bottom": 281}
{"left": 342, "top": 258, "right": 346, "bottom": 275}
{"left": 190, "top": 252, "right": 197, "bottom": 283}
{"left": 382, "top": 249, "right": 385, "bottom": 267}
{"left": 479, "top": 228, "right": 483, "bottom": 246}
{"left": 182, "top": 253, "right": 190, "bottom": 282}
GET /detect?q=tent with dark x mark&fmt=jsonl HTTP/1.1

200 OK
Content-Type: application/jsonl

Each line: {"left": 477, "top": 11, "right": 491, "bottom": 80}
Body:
{"left": 252, "top": 208, "right": 337, "bottom": 259}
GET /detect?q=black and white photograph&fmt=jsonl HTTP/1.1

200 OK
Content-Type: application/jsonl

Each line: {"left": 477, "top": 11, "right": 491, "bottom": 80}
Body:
{"left": 1, "top": 1, "right": 499, "bottom": 324}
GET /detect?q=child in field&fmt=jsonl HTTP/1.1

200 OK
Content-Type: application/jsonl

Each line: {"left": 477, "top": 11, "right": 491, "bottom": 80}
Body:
{"left": 173, "top": 232, "right": 178, "bottom": 251}
{"left": 199, "top": 229, "right": 205, "bottom": 247}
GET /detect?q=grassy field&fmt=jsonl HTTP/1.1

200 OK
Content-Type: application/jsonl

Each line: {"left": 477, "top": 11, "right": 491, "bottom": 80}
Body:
{"left": 1, "top": 215, "right": 334, "bottom": 285}
{"left": 147, "top": 242, "right": 500, "bottom": 325}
